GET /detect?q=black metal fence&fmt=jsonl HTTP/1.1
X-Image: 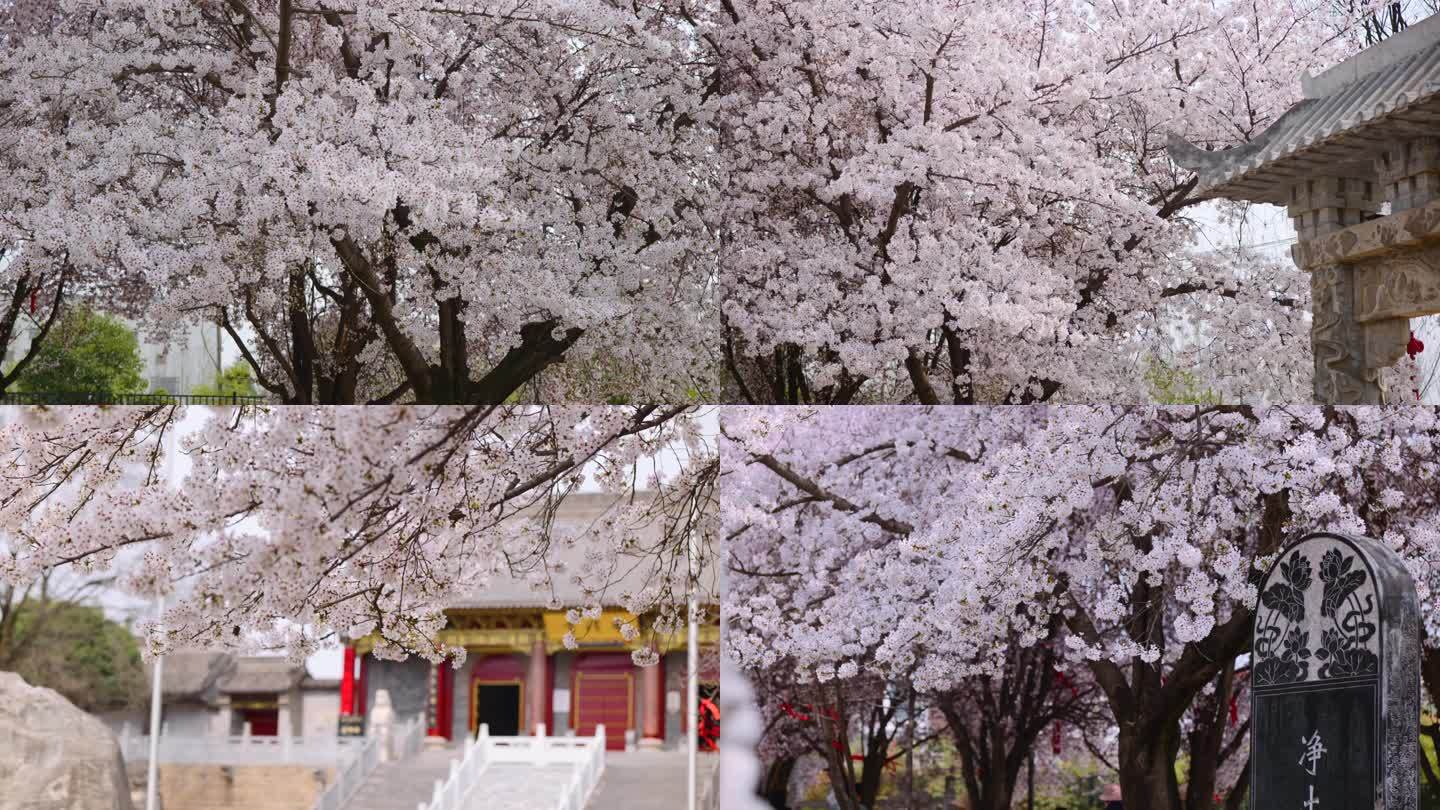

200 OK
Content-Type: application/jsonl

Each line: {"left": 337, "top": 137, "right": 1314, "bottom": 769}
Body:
{"left": 0, "top": 392, "right": 267, "bottom": 406}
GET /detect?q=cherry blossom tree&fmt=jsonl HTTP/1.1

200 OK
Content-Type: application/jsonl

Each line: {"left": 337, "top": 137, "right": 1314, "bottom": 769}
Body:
{"left": 932, "top": 630, "right": 1104, "bottom": 810}
{"left": 723, "top": 405, "right": 1440, "bottom": 810}
{"left": 715, "top": 0, "right": 1376, "bottom": 404}
{"left": 0, "top": 0, "right": 717, "bottom": 403}
{"left": 0, "top": 404, "right": 717, "bottom": 665}
{"left": 0, "top": 252, "right": 67, "bottom": 393}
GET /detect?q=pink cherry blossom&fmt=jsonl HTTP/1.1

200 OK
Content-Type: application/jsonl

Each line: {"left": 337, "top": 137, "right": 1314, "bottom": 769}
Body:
{"left": 0, "top": 405, "right": 717, "bottom": 664}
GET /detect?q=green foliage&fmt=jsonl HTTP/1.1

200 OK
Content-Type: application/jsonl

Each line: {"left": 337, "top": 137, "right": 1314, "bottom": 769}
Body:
{"left": 1422, "top": 728, "right": 1440, "bottom": 809}
{"left": 191, "top": 361, "right": 258, "bottom": 397}
{"left": 13, "top": 307, "right": 146, "bottom": 395}
{"left": 7, "top": 600, "right": 145, "bottom": 714}
{"left": 1032, "top": 758, "right": 1107, "bottom": 810}
{"left": 1144, "top": 356, "right": 1221, "bottom": 405}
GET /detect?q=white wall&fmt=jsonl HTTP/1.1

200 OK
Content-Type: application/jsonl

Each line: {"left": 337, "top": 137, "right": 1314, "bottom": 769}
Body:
{"left": 300, "top": 690, "right": 339, "bottom": 739}
{"left": 164, "top": 704, "right": 219, "bottom": 737}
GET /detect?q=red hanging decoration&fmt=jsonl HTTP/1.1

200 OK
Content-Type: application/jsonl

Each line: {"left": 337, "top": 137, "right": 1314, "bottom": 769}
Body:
{"left": 1229, "top": 694, "right": 1239, "bottom": 727}
{"left": 779, "top": 701, "right": 812, "bottom": 722}
{"left": 1410, "top": 330, "right": 1426, "bottom": 401}
{"left": 698, "top": 696, "right": 720, "bottom": 752}
{"left": 29, "top": 288, "right": 36, "bottom": 315}
{"left": 1054, "top": 669, "right": 1079, "bottom": 699}
{"left": 1051, "top": 721, "right": 1062, "bottom": 755}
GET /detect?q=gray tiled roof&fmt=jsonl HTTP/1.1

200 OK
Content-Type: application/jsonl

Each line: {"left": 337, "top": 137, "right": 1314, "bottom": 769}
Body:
{"left": 1169, "top": 13, "right": 1440, "bottom": 204}
{"left": 448, "top": 492, "right": 719, "bottom": 610}
{"left": 147, "top": 650, "right": 235, "bottom": 702}
{"left": 217, "top": 656, "right": 306, "bottom": 695}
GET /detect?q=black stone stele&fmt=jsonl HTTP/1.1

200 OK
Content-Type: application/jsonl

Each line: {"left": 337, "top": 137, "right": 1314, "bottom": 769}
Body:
{"left": 1252, "top": 533, "right": 1419, "bottom": 810}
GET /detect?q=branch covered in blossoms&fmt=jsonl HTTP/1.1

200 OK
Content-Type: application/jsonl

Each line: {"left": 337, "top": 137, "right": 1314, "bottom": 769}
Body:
{"left": 0, "top": 404, "right": 716, "bottom": 665}
{"left": 723, "top": 405, "right": 1440, "bottom": 810}
{"left": 1, "top": 0, "right": 718, "bottom": 403}
{"left": 716, "top": 1, "right": 1368, "bottom": 403}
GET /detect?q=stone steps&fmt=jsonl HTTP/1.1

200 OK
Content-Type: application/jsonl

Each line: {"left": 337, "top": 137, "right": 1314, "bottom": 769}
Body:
{"left": 584, "top": 751, "right": 718, "bottom": 810}
{"left": 341, "top": 750, "right": 576, "bottom": 810}
{"left": 344, "top": 747, "right": 463, "bottom": 810}
{"left": 470, "top": 763, "right": 575, "bottom": 810}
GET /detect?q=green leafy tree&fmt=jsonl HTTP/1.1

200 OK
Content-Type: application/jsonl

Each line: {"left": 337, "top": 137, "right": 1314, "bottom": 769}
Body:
{"left": 12, "top": 307, "right": 145, "bottom": 396}
{"left": 1144, "top": 356, "right": 1221, "bottom": 405}
{"left": 0, "top": 585, "right": 145, "bottom": 714}
{"left": 191, "top": 361, "right": 258, "bottom": 398}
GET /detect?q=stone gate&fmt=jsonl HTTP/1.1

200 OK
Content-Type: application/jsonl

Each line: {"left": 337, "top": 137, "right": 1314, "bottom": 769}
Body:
{"left": 1170, "top": 14, "right": 1440, "bottom": 403}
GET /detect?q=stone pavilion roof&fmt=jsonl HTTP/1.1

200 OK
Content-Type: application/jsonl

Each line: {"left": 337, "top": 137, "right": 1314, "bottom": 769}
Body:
{"left": 1170, "top": 13, "right": 1440, "bottom": 204}
{"left": 146, "top": 650, "right": 235, "bottom": 703}
{"left": 216, "top": 656, "right": 307, "bottom": 695}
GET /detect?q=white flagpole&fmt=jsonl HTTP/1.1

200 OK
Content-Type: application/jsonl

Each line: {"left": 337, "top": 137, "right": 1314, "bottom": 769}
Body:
{"left": 687, "top": 527, "right": 698, "bottom": 810}
{"left": 145, "top": 595, "right": 163, "bottom": 810}
{"left": 146, "top": 419, "right": 179, "bottom": 810}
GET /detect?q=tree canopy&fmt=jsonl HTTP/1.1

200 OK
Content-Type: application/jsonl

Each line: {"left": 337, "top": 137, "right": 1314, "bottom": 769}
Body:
{"left": 724, "top": 405, "right": 1440, "bottom": 809}
{"left": 0, "top": 590, "right": 146, "bottom": 715}
{"left": 10, "top": 307, "right": 145, "bottom": 396}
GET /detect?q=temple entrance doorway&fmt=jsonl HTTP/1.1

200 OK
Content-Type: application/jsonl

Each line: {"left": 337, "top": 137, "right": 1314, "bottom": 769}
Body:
{"left": 236, "top": 706, "right": 278, "bottom": 736}
{"left": 474, "top": 681, "right": 522, "bottom": 736}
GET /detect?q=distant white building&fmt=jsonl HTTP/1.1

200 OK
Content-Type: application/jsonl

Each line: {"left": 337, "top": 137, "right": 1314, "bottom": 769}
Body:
{"left": 135, "top": 320, "right": 231, "bottom": 396}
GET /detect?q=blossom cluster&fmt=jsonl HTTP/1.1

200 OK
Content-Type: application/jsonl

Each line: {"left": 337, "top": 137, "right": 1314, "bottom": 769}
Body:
{"left": 724, "top": 406, "right": 1440, "bottom": 688}
{"left": 0, "top": 404, "right": 716, "bottom": 663}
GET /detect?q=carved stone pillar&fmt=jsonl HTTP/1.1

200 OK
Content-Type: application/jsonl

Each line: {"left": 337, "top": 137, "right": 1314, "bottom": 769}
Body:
{"left": 1377, "top": 137, "right": 1440, "bottom": 214}
{"left": 1288, "top": 176, "right": 1391, "bottom": 403}
{"left": 527, "top": 638, "right": 548, "bottom": 735}
{"left": 639, "top": 652, "right": 665, "bottom": 749}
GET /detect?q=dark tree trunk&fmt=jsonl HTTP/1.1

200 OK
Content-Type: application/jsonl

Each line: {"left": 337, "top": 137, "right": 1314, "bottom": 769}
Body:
{"left": 760, "top": 757, "right": 795, "bottom": 809}
{"left": 1116, "top": 717, "right": 1185, "bottom": 810}
{"left": 938, "top": 626, "right": 1085, "bottom": 810}
{"left": 1070, "top": 488, "right": 1291, "bottom": 810}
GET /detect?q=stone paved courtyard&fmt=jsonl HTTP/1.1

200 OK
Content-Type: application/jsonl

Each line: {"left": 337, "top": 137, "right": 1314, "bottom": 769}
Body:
{"left": 585, "top": 751, "right": 718, "bottom": 810}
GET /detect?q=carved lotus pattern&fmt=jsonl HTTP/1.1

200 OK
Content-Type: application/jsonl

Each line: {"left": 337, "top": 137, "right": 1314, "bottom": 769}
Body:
{"left": 1255, "top": 543, "right": 1378, "bottom": 686}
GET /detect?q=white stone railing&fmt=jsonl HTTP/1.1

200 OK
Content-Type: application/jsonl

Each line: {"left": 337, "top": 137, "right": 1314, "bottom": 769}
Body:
{"left": 310, "top": 717, "right": 424, "bottom": 810}
{"left": 118, "top": 725, "right": 369, "bottom": 767}
{"left": 702, "top": 755, "right": 720, "bottom": 810}
{"left": 396, "top": 714, "right": 426, "bottom": 759}
{"left": 417, "top": 724, "right": 606, "bottom": 810}
{"left": 312, "top": 735, "right": 378, "bottom": 810}
{"left": 551, "top": 726, "right": 606, "bottom": 810}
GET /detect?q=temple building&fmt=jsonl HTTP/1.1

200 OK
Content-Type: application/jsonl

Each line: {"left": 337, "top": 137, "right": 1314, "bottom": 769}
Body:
{"left": 107, "top": 651, "right": 339, "bottom": 739}
{"left": 339, "top": 492, "right": 719, "bottom": 751}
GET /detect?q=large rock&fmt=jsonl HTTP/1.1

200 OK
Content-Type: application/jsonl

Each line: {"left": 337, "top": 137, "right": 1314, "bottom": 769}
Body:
{"left": 0, "top": 670, "right": 135, "bottom": 810}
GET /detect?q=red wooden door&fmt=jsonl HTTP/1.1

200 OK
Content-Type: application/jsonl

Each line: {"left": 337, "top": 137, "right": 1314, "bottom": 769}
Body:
{"left": 572, "top": 653, "right": 635, "bottom": 751}
{"left": 242, "top": 708, "right": 278, "bottom": 736}
{"left": 574, "top": 672, "right": 631, "bottom": 750}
